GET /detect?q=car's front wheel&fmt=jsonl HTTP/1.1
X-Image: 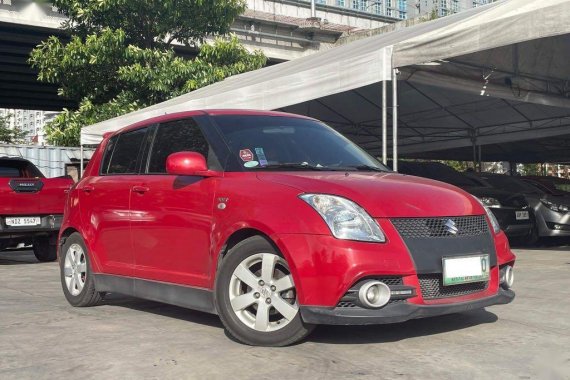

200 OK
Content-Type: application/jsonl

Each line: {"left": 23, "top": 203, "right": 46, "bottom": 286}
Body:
{"left": 215, "top": 236, "right": 314, "bottom": 346}
{"left": 60, "top": 233, "right": 103, "bottom": 307}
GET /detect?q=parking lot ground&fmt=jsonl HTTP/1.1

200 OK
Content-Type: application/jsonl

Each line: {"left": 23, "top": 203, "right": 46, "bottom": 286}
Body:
{"left": 1, "top": 248, "right": 569, "bottom": 380}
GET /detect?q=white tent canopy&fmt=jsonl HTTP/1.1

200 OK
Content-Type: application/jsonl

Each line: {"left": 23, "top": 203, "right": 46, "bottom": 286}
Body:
{"left": 81, "top": 0, "right": 570, "bottom": 164}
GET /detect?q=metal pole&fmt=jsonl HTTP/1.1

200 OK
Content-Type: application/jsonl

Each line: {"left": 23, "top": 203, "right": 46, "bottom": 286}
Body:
{"left": 310, "top": 0, "right": 316, "bottom": 17}
{"left": 392, "top": 68, "right": 398, "bottom": 172}
{"left": 382, "top": 79, "right": 387, "bottom": 165}
{"left": 80, "top": 144, "right": 84, "bottom": 179}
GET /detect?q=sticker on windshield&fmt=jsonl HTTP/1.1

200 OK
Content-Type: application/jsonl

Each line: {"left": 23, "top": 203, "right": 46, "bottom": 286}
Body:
{"left": 244, "top": 161, "right": 259, "bottom": 168}
{"left": 239, "top": 149, "right": 254, "bottom": 162}
{"left": 255, "top": 147, "right": 268, "bottom": 166}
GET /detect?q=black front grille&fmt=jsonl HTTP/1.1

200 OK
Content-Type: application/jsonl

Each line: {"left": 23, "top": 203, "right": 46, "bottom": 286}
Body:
{"left": 418, "top": 274, "right": 488, "bottom": 300}
{"left": 392, "top": 216, "right": 489, "bottom": 239}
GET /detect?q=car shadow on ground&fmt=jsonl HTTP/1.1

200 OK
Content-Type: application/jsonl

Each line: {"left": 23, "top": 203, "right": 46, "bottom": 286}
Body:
{"left": 100, "top": 293, "right": 225, "bottom": 329}
{"left": 99, "top": 292, "right": 498, "bottom": 345}
{"left": 308, "top": 309, "right": 498, "bottom": 345}
{"left": 0, "top": 250, "right": 41, "bottom": 265}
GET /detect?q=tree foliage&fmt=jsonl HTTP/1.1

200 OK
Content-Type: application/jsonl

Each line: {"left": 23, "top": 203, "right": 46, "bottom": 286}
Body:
{"left": 0, "top": 114, "right": 28, "bottom": 144}
{"left": 30, "top": 0, "right": 266, "bottom": 146}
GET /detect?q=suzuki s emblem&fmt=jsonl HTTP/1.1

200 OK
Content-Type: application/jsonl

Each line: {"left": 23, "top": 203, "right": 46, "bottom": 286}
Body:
{"left": 444, "top": 219, "right": 459, "bottom": 235}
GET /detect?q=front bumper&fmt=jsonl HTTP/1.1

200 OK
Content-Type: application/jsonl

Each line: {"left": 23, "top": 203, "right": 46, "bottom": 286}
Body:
{"left": 300, "top": 288, "right": 515, "bottom": 325}
{"left": 491, "top": 208, "right": 534, "bottom": 238}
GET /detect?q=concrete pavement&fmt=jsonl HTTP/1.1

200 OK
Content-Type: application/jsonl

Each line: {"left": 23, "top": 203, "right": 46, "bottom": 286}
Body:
{"left": 1, "top": 248, "right": 569, "bottom": 380}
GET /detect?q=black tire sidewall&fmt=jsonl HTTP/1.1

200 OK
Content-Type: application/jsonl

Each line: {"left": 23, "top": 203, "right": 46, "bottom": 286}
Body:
{"left": 59, "top": 233, "right": 97, "bottom": 306}
{"left": 215, "top": 236, "right": 312, "bottom": 346}
{"left": 33, "top": 236, "right": 57, "bottom": 262}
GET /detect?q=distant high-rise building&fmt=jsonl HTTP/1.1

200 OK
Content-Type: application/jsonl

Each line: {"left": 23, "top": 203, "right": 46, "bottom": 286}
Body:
{"left": 407, "top": 0, "right": 495, "bottom": 19}
{"left": 0, "top": 108, "right": 59, "bottom": 145}
{"left": 306, "top": 0, "right": 408, "bottom": 20}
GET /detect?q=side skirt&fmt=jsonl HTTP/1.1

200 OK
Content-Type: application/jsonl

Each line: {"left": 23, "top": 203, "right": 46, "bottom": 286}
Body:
{"left": 93, "top": 274, "right": 217, "bottom": 315}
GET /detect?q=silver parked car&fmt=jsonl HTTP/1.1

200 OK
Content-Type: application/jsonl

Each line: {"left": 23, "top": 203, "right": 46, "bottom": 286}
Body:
{"left": 468, "top": 173, "right": 570, "bottom": 241}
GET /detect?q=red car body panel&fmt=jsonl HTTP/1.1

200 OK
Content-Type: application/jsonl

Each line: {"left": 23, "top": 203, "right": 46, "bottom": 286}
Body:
{"left": 60, "top": 110, "right": 515, "bottom": 322}
{"left": 1, "top": 177, "right": 72, "bottom": 215}
{"left": 1, "top": 158, "right": 73, "bottom": 249}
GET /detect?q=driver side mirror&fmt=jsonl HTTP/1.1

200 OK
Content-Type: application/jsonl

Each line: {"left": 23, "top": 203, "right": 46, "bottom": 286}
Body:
{"left": 166, "top": 152, "right": 221, "bottom": 177}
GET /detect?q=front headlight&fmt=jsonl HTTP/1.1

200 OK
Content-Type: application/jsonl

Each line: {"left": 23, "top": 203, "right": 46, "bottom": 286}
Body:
{"left": 475, "top": 197, "right": 501, "bottom": 234}
{"left": 300, "top": 194, "right": 385, "bottom": 242}
{"left": 479, "top": 197, "right": 502, "bottom": 208}
{"left": 541, "top": 199, "right": 569, "bottom": 213}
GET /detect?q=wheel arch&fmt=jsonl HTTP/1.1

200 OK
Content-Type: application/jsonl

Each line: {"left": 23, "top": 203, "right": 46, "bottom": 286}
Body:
{"left": 58, "top": 226, "right": 102, "bottom": 272}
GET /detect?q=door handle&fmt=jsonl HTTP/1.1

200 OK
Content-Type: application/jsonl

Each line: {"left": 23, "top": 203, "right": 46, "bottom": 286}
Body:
{"left": 132, "top": 185, "right": 150, "bottom": 194}
{"left": 82, "top": 185, "right": 94, "bottom": 193}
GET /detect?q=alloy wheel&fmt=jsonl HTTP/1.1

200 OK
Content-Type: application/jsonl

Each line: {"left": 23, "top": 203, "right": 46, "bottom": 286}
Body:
{"left": 229, "top": 253, "right": 298, "bottom": 332}
{"left": 63, "top": 243, "right": 87, "bottom": 296}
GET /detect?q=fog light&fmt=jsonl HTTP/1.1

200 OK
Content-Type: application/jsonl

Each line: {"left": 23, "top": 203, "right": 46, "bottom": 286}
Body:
{"left": 358, "top": 281, "right": 391, "bottom": 309}
{"left": 554, "top": 224, "right": 562, "bottom": 230}
{"left": 500, "top": 266, "right": 514, "bottom": 289}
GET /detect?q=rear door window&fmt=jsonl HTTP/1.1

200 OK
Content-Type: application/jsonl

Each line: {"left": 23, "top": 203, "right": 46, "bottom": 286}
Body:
{"left": 105, "top": 128, "right": 148, "bottom": 174}
{"left": 146, "top": 118, "right": 220, "bottom": 173}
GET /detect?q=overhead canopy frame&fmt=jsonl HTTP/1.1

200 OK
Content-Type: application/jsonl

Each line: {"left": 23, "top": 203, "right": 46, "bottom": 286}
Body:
{"left": 81, "top": 0, "right": 570, "bottom": 164}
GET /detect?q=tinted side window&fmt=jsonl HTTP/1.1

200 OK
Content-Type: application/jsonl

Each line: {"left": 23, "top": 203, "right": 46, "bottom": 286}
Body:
{"left": 107, "top": 128, "right": 147, "bottom": 174}
{"left": 147, "top": 119, "right": 218, "bottom": 173}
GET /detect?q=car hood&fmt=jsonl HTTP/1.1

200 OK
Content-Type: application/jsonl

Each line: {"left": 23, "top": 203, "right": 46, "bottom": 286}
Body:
{"left": 256, "top": 172, "right": 484, "bottom": 218}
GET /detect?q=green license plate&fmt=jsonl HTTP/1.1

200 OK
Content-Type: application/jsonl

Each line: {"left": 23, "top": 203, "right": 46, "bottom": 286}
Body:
{"left": 442, "top": 254, "right": 490, "bottom": 286}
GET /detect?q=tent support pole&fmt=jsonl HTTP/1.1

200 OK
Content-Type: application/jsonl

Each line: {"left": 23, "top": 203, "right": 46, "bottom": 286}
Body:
{"left": 392, "top": 69, "right": 398, "bottom": 172}
{"left": 478, "top": 145, "right": 482, "bottom": 172}
{"left": 80, "top": 145, "right": 84, "bottom": 179}
{"left": 382, "top": 79, "right": 387, "bottom": 165}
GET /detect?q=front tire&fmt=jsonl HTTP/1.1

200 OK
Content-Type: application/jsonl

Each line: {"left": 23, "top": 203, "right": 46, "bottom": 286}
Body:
{"left": 33, "top": 235, "right": 57, "bottom": 262}
{"left": 60, "top": 233, "right": 102, "bottom": 307}
{"left": 215, "top": 236, "right": 314, "bottom": 346}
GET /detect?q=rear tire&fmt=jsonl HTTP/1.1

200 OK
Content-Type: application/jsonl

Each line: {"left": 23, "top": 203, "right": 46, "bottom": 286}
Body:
{"left": 60, "top": 232, "right": 102, "bottom": 307}
{"left": 32, "top": 236, "right": 57, "bottom": 262}
{"left": 215, "top": 236, "right": 314, "bottom": 346}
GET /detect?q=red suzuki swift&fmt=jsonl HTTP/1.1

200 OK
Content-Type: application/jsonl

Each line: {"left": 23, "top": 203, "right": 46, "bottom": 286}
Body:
{"left": 59, "top": 110, "right": 515, "bottom": 346}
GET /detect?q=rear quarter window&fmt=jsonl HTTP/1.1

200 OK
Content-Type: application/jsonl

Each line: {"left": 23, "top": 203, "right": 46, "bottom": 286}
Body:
{"left": 102, "top": 128, "right": 148, "bottom": 175}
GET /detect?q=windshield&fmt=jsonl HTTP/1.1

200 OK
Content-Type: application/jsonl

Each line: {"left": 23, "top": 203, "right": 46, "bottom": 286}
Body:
{"left": 212, "top": 115, "right": 388, "bottom": 172}
{"left": 398, "top": 162, "right": 482, "bottom": 187}
{"left": 482, "top": 175, "right": 543, "bottom": 194}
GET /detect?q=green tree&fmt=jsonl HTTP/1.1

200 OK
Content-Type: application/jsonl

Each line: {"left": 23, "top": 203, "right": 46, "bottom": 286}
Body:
{"left": 0, "top": 114, "right": 28, "bottom": 144}
{"left": 30, "top": 0, "right": 266, "bottom": 146}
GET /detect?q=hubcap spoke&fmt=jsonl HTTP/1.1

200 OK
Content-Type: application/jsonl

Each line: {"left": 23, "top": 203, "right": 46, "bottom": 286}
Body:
{"left": 63, "top": 267, "right": 73, "bottom": 277}
{"left": 272, "top": 295, "right": 299, "bottom": 321}
{"left": 230, "top": 292, "right": 257, "bottom": 312}
{"left": 76, "top": 262, "right": 87, "bottom": 273}
{"left": 233, "top": 264, "right": 259, "bottom": 289}
{"left": 254, "top": 301, "right": 270, "bottom": 331}
{"left": 69, "top": 275, "right": 76, "bottom": 291}
{"left": 260, "top": 253, "right": 278, "bottom": 283}
{"left": 273, "top": 274, "right": 294, "bottom": 292}
{"left": 75, "top": 274, "right": 84, "bottom": 291}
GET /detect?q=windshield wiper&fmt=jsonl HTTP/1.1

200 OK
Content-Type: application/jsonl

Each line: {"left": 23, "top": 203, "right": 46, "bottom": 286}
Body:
{"left": 343, "top": 165, "right": 387, "bottom": 172}
{"left": 255, "top": 163, "right": 325, "bottom": 171}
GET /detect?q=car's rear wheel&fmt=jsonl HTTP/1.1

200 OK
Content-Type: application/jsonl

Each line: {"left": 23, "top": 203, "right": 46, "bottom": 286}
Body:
{"left": 215, "top": 236, "right": 314, "bottom": 346}
{"left": 60, "top": 233, "right": 102, "bottom": 307}
{"left": 32, "top": 235, "right": 57, "bottom": 262}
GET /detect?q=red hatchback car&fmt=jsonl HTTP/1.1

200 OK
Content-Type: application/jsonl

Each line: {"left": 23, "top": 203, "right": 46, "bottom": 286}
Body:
{"left": 59, "top": 110, "right": 515, "bottom": 346}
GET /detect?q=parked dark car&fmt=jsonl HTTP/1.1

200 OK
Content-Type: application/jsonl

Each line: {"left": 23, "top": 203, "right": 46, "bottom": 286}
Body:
{"left": 467, "top": 173, "right": 570, "bottom": 241}
{"left": 395, "top": 162, "right": 535, "bottom": 242}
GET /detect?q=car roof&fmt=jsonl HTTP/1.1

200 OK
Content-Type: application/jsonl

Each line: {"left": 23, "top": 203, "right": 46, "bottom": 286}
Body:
{"left": 112, "top": 109, "right": 316, "bottom": 137}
